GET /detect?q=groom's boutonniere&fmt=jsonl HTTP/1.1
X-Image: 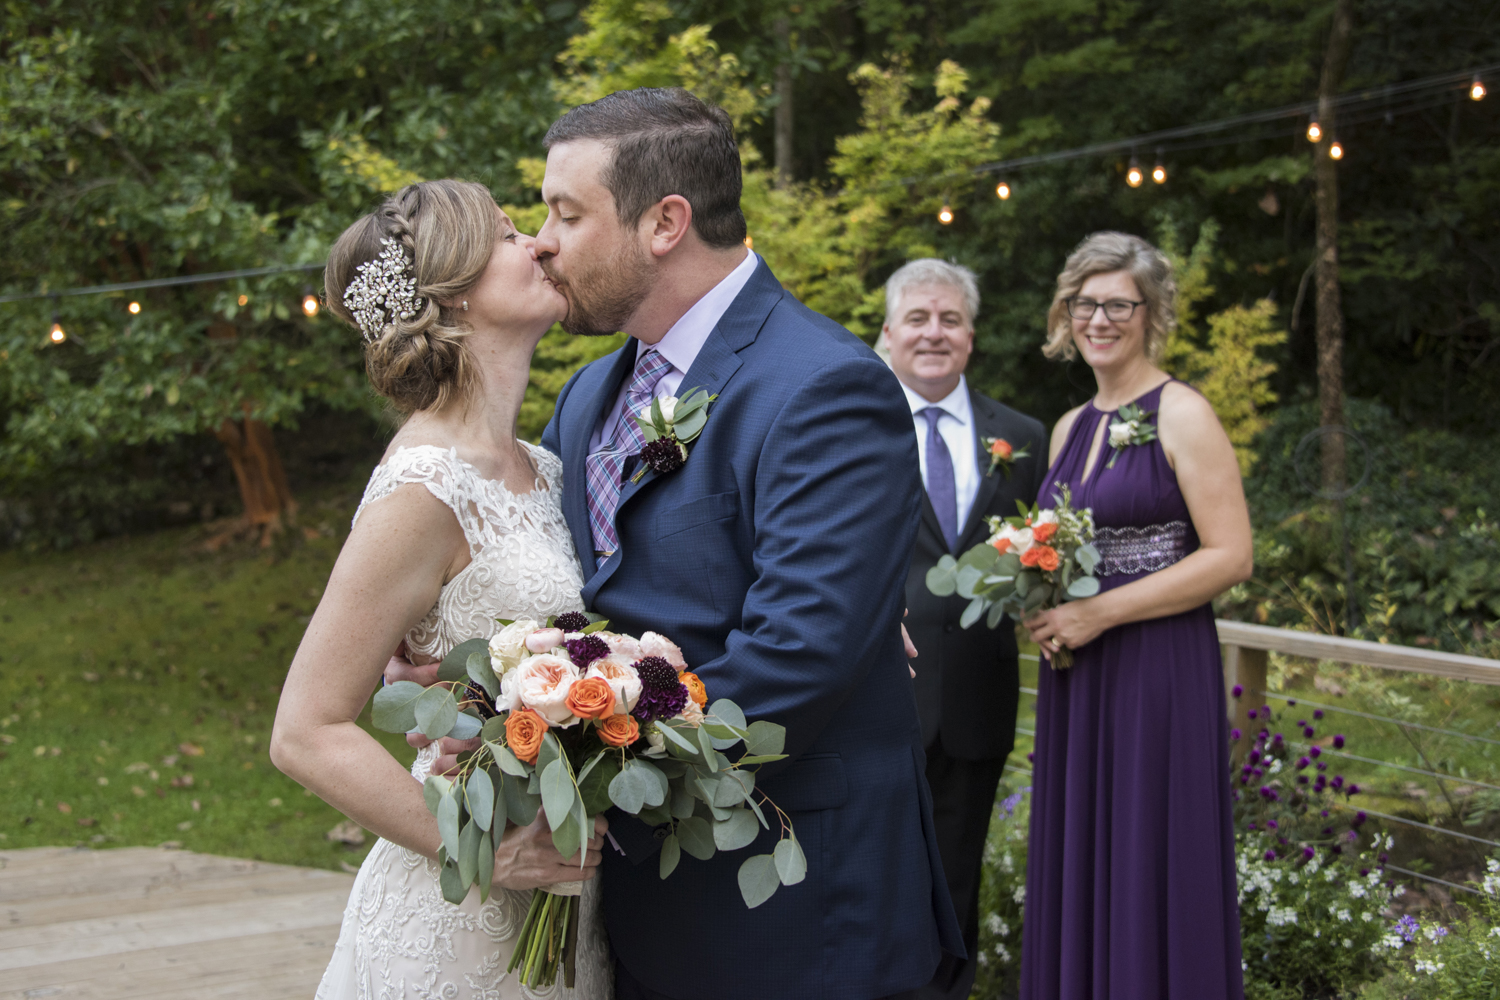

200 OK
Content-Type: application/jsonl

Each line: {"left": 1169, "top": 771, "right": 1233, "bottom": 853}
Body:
{"left": 631, "top": 387, "right": 717, "bottom": 483}
{"left": 1105, "top": 403, "right": 1158, "bottom": 468}
{"left": 982, "top": 437, "right": 1031, "bottom": 478}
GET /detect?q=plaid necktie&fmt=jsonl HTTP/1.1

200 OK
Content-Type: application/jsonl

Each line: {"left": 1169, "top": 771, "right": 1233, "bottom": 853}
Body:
{"left": 585, "top": 349, "right": 674, "bottom": 555}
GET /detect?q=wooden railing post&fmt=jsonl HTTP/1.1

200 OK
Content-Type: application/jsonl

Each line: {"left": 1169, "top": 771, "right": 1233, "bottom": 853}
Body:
{"left": 1223, "top": 643, "right": 1268, "bottom": 763}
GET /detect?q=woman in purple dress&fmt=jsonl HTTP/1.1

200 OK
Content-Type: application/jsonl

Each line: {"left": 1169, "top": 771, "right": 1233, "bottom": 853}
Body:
{"left": 1018, "top": 232, "right": 1253, "bottom": 998}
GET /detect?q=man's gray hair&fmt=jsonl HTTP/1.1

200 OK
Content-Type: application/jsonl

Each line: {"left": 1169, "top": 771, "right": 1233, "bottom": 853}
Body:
{"left": 884, "top": 258, "right": 980, "bottom": 326}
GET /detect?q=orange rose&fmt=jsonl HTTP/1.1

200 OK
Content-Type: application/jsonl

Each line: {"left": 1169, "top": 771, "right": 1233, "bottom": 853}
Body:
{"left": 1031, "top": 522, "right": 1058, "bottom": 543}
{"left": 564, "top": 677, "right": 616, "bottom": 720}
{"left": 990, "top": 438, "right": 1013, "bottom": 459}
{"left": 992, "top": 537, "right": 1012, "bottom": 554}
{"left": 504, "top": 707, "right": 548, "bottom": 764}
{"left": 1035, "top": 545, "right": 1061, "bottom": 571}
{"left": 678, "top": 671, "right": 707, "bottom": 707}
{"left": 596, "top": 713, "right": 640, "bottom": 748}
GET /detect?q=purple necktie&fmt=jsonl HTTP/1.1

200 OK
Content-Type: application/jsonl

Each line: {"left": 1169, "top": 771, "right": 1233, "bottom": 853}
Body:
{"left": 919, "top": 407, "right": 960, "bottom": 552}
{"left": 585, "top": 349, "right": 674, "bottom": 556}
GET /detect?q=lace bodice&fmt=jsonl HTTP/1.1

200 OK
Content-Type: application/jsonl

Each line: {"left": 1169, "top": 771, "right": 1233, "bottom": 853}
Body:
{"left": 319, "top": 443, "right": 610, "bottom": 1000}
{"left": 352, "top": 443, "right": 586, "bottom": 660}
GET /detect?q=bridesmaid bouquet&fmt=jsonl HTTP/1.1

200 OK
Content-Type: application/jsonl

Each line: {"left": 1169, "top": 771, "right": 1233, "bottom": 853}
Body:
{"left": 369, "top": 613, "right": 802, "bottom": 989}
{"left": 925, "top": 485, "right": 1101, "bottom": 669}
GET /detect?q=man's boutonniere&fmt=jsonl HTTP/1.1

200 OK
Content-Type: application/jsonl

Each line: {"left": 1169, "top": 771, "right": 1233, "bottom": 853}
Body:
{"left": 1105, "top": 403, "right": 1158, "bottom": 468}
{"left": 631, "top": 387, "right": 718, "bottom": 483}
{"left": 982, "top": 437, "right": 1031, "bottom": 478}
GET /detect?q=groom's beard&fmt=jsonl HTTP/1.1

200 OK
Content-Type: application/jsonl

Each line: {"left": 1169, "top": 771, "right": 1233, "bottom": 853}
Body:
{"left": 547, "top": 240, "right": 654, "bottom": 338}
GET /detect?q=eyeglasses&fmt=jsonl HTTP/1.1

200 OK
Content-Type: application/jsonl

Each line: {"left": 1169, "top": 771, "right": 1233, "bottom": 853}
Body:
{"left": 1065, "top": 297, "right": 1147, "bottom": 321}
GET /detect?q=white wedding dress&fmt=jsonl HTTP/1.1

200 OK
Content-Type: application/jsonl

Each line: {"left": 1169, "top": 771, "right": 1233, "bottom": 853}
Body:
{"left": 316, "top": 443, "right": 612, "bottom": 1000}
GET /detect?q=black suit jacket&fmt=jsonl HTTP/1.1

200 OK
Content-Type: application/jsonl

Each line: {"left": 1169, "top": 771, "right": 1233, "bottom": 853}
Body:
{"left": 904, "top": 386, "right": 1049, "bottom": 761}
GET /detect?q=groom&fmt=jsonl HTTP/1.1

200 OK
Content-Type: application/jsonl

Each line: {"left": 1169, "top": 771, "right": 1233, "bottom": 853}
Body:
{"left": 534, "top": 88, "right": 962, "bottom": 999}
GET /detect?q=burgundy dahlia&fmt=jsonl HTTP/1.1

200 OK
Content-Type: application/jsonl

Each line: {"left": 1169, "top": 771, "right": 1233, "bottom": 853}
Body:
{"left": 565, "top": 635, "right": 610, "bottom": 671}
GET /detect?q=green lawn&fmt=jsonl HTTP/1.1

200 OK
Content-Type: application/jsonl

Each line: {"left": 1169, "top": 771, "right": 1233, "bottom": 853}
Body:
{"left": 0, "top": 478, "right": 407, "bottom": 871}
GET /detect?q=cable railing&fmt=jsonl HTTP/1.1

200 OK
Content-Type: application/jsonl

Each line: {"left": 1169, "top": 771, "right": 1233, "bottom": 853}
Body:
{"left": 1262, "top": 690, "right": 1500, "bottom": 747}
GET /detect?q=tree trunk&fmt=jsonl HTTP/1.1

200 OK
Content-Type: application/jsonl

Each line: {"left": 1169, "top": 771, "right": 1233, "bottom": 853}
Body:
{"left": 774, "top": 16, "right": 794, "bottom": 190}
{"left": 1314, "top": 0, "right": 1356, "bottom": 491}
{"left": 215, "top": 403, "right": 296, "bottom": 543}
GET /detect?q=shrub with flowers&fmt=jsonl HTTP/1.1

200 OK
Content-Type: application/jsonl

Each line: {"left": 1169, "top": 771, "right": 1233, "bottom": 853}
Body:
{"left": 971, "top": 785, "right": 1030, "bottom": 999}
{"left": 1383, "top": 858, "right": 1500, "bottom": 999}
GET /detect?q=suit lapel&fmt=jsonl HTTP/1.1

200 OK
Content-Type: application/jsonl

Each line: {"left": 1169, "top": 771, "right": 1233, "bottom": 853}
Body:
{"left": 565, "top": 341, "right": 639, "bottom": 578}
{"left": 581, "top": 257, "right": 783, "bottom": 602}
{"left": 958, "top": 391, "right": 1005, "bottom": 549}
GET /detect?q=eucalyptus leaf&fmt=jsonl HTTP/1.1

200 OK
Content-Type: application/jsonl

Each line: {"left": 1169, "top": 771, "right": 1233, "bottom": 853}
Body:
{"left": 697, "top": 725, "right": 718, "bottom": 771}
{"left": 639, "top": 802, "right": 674, "bottom": 827}
{"left": 608, "top": 761, "right": 655, "bottom": 814}
{"left": 957, "top": 544, "right": 1000, "bottom": 573}
{"left": 502, "top": 773, "right": 540, "bottom": 826}
{"left": 466, "top": 651, "right": 499, "bottom": 699}
{"left": 580, "top": 620, "right": 611, "bottom": 635}
{"left": 743, "top": 721, "right": 785, "bottom": 757}
{"left": 1076, "top": 542, "right": 1101, "bottom": 575}
{"left": 415, "top": 685, "right": 459, "bottom": 740}
{"left": 541, "top": 759, "right": 576, "bottom": 832}
{"left": 745, "top": 793, "right": 769, "bottom": 829}
{"left": 551, "top": 809, "right": 583, "bottom": 864}
{"left": 477, "top": 829, "right": 493, "bottom": 903}
{"left": 774, "top": 836, "right": 808, "bottom": 885}
{"left": 713, "top": 769, "right": 753, "bottom": 807}
{"left": 702, "top": 723, "right": 745, "bottom": 750}
{"left": 955, "top": 564, "right": 984, "bottom": 599}
{"left": 1013, "top": 571, "right": 1031, "bottom": 598}
{"left": 986, "top": 601, "right": 1007, "bottom": 630}
{"left": 1067, "top": 575, "right": 1101, "bottom": 599}
{"left": 737, "top": 854, "right": 780, "bottom": 908}
{"left": 713, "top": 807, "right": 759, "bottom": 851}
{"left": 439, "top": 859, "right": 467, "bottom": 905}
{"left": 659, "top": 833, "right": 681, "bottom": 879}
{"left": 673, "top": 407, "right": 707, "bottom": 441}
{"left": 466, "top": 768, "right": 494, "bottom": 832}
{"left": 735, "top": 753, "right": 787, "bottom": 765}
{"left": 670, "top": 782, "right": 696, "bottom": 819}
{"left": 959, "top": 596, "right": 986, "bottom": 630}
{"left": 372, "top": 681, "right": 425, "bottom": 733}
{"left": 481, "top": 716, "right": 508, "bottom": 743}
{"left": 437, "top": 790, "right": 461, "bottom": 859}
{"left": 449, "top": 712, "right": 482, "bottom": 740}
{"left": 487, "top": 741, "right": 528, "bottom": 777}
{"left": 423, "top": 774, "right": 452, "bottom": 815}
{"left": 657, "top": 721, "right": 700, "bottom": 755}
{"left": 925, "top": 560, "right": 958, "bottom": 597}
{"left": 676, "top": 815, "right": 716, "bottom": 860}
{"left": 536, "top": 732, "right": 562, "bottom": 776}
{"left": 439, "top": 637, "right": 490, "bottom": 683}
{"left": 458, "top": 818, "right": 480, "bottom": 887}
{"left": 634, "top": 759, "right": 669, "bottom": 807}
{"left": 707, "top": 699, "right": 747, "bottom": 730}
{"left": 578, "top": 754, "right": 620, "bottom": 815}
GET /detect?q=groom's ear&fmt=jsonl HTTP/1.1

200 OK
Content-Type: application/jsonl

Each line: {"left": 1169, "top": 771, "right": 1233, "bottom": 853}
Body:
{"left": 645, "top": 194, "right": 694, "bottom": 258}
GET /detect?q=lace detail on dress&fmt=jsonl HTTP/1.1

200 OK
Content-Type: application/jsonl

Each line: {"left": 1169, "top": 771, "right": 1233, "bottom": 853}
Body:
{"left": 1094, "top": 521, "right": 1194, "bottom": 577}
{"left": 317, "top": 443, "right": 610, "bottom": 1000}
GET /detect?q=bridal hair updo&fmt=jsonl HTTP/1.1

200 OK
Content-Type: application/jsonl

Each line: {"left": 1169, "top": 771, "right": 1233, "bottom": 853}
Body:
{"left": 324, "top": 180, "right": 498, "bottom": 413}
{"left": 1043, "top": 231, "right": 1178, "bottom": 363}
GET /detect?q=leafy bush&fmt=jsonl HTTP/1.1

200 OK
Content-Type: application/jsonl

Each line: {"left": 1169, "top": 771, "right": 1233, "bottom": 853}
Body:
{"left": 971, "top": 786, "right": 1029, "bottom": 999}
{"left": 1383, "top": 860, "right": 1500, "bottom": 998}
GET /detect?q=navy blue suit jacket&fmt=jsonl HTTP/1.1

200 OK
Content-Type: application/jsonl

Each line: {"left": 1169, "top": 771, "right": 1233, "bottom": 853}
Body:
{"left": 541, "top": 258, "right": 963, "bottom": 1000}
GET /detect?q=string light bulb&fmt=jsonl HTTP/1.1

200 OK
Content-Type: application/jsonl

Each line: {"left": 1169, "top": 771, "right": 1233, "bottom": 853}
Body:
{"left": 128, "top": 300, "right": 141, "bottom": 315}
{"left": 301, "top": 289, "right": 320, "bottom": 317}
{"left": 1328, "top": 139, "right": 1344, "bottom": 160}
{"left": 48, "top": 316, "right": 67, "bottom": 344}
{"left": 1306, "top": 120, "right": 1322, "bottom": 143}
{"left": 938, "top": 202, "right": 954, "bottom": 225}
{"left": 1126, "top": 156, "right": 1144, "bottom": 188}
{"left": 1471, "top": 75, "right": 1487, "bottom": 101}
{"left": 995, "top": 180, "right": 1011, "bottom": 200}
{"left": 237, "top": 294, "right": 249, "bottom": 306}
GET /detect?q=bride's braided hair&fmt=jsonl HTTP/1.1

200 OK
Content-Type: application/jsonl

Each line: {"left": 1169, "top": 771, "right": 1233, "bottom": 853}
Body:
{"left": 325, "top": 180, "right": 498, "bottom": 413}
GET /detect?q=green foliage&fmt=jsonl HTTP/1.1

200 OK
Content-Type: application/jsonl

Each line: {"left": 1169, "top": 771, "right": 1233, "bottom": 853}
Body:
{"left": 1384, "top": 864, "right": 1500, "bottom": 998}
{"left": 970, "top": 786, "right": 1029, "bottom": 997}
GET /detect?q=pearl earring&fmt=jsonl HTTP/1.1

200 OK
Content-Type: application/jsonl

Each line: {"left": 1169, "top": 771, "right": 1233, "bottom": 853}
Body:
{"left": 462, "top": 300, "right": 469, "bottom": 311}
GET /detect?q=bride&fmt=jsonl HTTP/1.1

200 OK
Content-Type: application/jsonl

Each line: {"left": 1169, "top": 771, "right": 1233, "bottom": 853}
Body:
{"left": 270, "top": 179, "right": 612, "bottom": 999}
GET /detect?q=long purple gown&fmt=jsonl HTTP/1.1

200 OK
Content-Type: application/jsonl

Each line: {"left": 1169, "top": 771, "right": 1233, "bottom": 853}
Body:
{"left": 1019, "top": 380, "right": 1243, "bottom": 999}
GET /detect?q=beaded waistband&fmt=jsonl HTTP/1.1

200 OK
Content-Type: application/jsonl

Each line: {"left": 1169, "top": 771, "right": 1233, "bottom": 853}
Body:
{"left": 1094, "top": 521, "right": 1193, "bottom": 577}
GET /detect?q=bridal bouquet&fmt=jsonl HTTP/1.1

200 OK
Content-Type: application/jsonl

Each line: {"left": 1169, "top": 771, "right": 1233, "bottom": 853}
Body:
{"left": 925, "top": 485, "right": 1101, "bottom": 669}
{"left": 369, "top": 613, "right": 802, "bottom": 989}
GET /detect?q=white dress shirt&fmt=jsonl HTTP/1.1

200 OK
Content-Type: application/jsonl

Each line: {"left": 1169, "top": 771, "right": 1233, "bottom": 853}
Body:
{"left": 588, "top": 250, "right": 759, "bottom": 453}
{"left": 901, "top": 376, "right": 981, "bottom": 534}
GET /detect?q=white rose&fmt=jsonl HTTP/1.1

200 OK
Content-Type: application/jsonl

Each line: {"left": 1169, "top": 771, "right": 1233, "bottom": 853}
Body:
{"left": 637, "top": 395, "right": 679, "bottom": 424}
{"left": 1107, "top": 420, "right": 1134, "bottom": 448}
{"left": 1009, "top": 526, "right": 1035, "bottom": 556}
{"left": 639, "top": 631, "right": 687, "bottom": 669}
{"left": 597, "top": 631, "right": 642, "bottom": 661}
{"left": 1033, "top": 509, "right": 1059, "bottom": 527}
{"left": 489, "top": 618, "right": 539, "bottom": 676}
{"left": 585, "top": 654, "right": 642, "bottom": 714}
{"left": 502, "top": 653, "right": 581, "bottom": 727}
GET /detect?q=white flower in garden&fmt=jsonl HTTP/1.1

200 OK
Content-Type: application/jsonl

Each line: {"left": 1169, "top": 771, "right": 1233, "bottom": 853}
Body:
{"left": 987, "top": 915, "right": 1009, "bottom": 937}
{"left": 1343, "top": 938, "right": 1352, "bottom": 948}
{"left": 1013, "top": 886, "right": 1026, "bottom": 905}
{"left": 1335, "top": 908, "right": 1352, "bottom": 923}
{"left": 1268, "top": 758, "right": 1282, "bottom": 774}
{"left": 1349, "top": 883, "right": 1366, "bottom": 898}
{"left": 1289, "top": 873, "right": 1300, "bottom": 885}
{"left": 977, "top": 952, "right": 989, "bottom": 968}
{"left": 1267, "top": 907, "right": 1298, "bottom": 927}
{"left": 993, "top": 943, "right": 1011, "bottom": 963}
{"left": 489, "top": 618, "right": 540, "bottom": 675}
{"left": 1415, "top": 959, "right": 1444, "bottom": 975}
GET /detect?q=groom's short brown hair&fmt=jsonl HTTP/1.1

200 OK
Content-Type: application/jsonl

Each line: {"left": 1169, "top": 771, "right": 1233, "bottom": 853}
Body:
{"left": 543, "top": 88, "right": 748, "bottom": 249}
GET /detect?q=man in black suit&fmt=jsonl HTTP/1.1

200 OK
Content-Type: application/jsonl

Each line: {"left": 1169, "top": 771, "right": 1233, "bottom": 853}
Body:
{"left": 882, "top": 259, "right": 1048, "bottom": 1000}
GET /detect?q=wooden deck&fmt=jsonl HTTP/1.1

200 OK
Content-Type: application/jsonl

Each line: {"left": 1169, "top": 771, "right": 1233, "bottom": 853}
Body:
{"left": 0, "top": 846, "right": 354, "bottom": 1000}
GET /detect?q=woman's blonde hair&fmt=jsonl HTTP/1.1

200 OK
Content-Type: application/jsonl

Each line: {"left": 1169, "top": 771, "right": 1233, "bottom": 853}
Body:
{"left": 1042, "top": 231, "right": 1177, "bottom": 363}
{"left": 324, "top": 180, "right": 498, "bottom": 413}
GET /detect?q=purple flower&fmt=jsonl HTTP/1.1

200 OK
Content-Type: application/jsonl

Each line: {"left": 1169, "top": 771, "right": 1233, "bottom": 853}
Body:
{"left": 1354, "top": 811, "right": 1367, "bottom": 825}
{"left": 1333, "top": 734, "right": 1345, "bottom": 749}
{"left": 1309, "top": 746, "right": 1322, "bottom": 758}
{"left": 1320, "top": 809, "right": 1330, "bottom": 818}
{"left": 1232, "top": 684, "right": 1244, "bottom": 698}
{"left": 1259, "top": 786, "right": 1274, "bottom": 799}
{"left": 1346, "top": 830, "right": 1358, "bottom": 842}
{"left": 1331, "top": 775, "right": 1345, "bottom": 790}
{"left": 1360, "top": 867, "right": 1370, "bottom": 876}
{"left": 1264, "top": 849, "right": 1277, "bottom": 861}
{"left": 1248, "top": 750, "right": 1262, "bottom": 765}
{"left": 1331, "top": 844, "right": 1343, "bottom": 855}
{"left": 564, "top": 634, "right": 610, "bottom": 671}
{"left": 1230, "top": 728, "right": 1242, "bottom": 740}
{"left": 1434, "top": 926, "right": 1449, "bottom": 939}
{"left": 1247, "top": 708, "right": 1258, "bottom": 720}
{"left": 1317, "top": 762, "right": 1327, "bottom": 772}
{"left": 630, "top": 656, "right": 689, "bottom": 723}
{"left": 1247, "top": 821, "right": 1258, "bottom": 830}
{"left": 1296, "top": 719, "right": 1307, "bottom": 728}
{"left": 1313, "top": 709, "right": 1324, "bottom": 720}
{"left": 1297, "top": 756, "right": 1311, "bottom": 769}
{"left": 1303, "top": 845, "right": 1316, "bottom": 859}
{"left": 1252, "top": 767, "right": 1264, "bottom": 778}
{"left": 1287, "top": 699, "right": 1297, "bottom": 706}
{"left": 1267, "top": 819, "right": 1278, "bottom": 829}
{"left": 1379, "top": 852, "right": 1388, "bottom": 864}
{"left": 1027, "top": 752, "right": 1035, "bottom": 762}
{"left": 1396, "top": 915, "right": 1419, "bottom": 943}
{"left": 1273, "top": 733, "right": 1284, "bottom": 743}
{"left": 553, "top": 611, "right": 591, "bottom": 633}
{"left": 1297, "top": 776, "right": 1309, "bottom": 785}
{"left": 1303, "top": 726, "right": 1315, "bottom": 738}
{"left": 1347, "top": 784, "right": 1360, "bottom": 796}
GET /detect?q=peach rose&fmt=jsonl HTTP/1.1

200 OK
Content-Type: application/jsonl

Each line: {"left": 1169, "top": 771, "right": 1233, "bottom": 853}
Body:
{"left": 505, "top": 708, "right": 548, "bottom": 764}
{"left": 1019, "top": 544, "right": 1060, "bottom": 572}
{"left": 586, "top": 654, "right": 642, "bottom": 714}
{"left": 992, "top": 537, "right": 1012, "bottom": 555}
{"left": 638, "top": 631, "right": 687, "bottom": 669}
{"left": 564, "top": 677, "right": 616, "bottom": 720}
{"left": 990, "top": 438, "right": 1013, "bottom": 459}
{"left": 1031, "top": 522, "right": 1058, "bottom": 544}
{"left": 525, "top": 627, "right": 566, "bottom": 654}
{"left": 596, "top": 713, "right": 640, "bottom": 748}
{"left": 501, "top": 653, "right": 581, "bottom": 727}
{"left": 678, "top": 698, "right": 705, "bottom": 727}
{"left": 678, "top": 671, "right": 707, "bottom": 707}
{"left": 598, "top": 631, "right": 642, "bottom": 660}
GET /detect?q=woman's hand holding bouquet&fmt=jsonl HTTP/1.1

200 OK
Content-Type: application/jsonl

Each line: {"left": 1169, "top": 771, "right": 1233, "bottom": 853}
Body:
{"left": 368, "top": 613, "right": 802, "bottom": 988}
